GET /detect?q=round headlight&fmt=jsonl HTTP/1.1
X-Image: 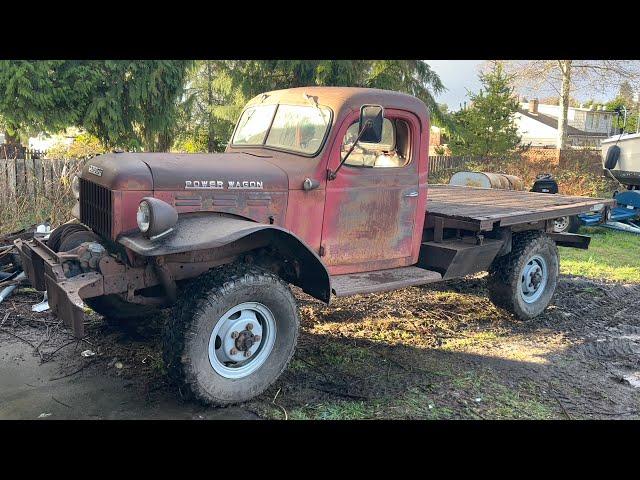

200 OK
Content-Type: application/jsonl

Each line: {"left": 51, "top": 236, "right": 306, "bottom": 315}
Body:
{"left": 136, "top": 201, "right": 151, "bottom": 233}
{"left": 71, "top": 175, "right": 80, "bottom": 199}
{"left": 136, "top": 197, "right": 178, "bottom": 239}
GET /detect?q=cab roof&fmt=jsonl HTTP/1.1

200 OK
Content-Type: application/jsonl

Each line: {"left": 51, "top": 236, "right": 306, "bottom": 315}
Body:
{"left": 244, "top": 86, "right": 429, "bottom": 125}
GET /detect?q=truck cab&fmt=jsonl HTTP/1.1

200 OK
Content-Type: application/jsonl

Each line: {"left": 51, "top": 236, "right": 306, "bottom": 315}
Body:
{"left": 224, "top": 87, "right": 429, "bottom": 275}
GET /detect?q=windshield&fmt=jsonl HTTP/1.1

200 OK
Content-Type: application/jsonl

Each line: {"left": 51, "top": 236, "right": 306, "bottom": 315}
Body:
{"left": 232, "top": 104, "right": 277, "bottom": 146}
{"left": 232, "top": 104, "right": 332, "bottom": 155}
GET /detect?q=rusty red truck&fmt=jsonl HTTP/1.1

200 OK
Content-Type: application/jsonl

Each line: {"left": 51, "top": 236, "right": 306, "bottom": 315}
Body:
{"left": 15, "top": 87, "right": 614, "bottom": 405}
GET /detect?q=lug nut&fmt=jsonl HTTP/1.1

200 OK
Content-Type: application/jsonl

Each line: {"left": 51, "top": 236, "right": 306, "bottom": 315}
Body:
{"left": 230, "top": 348, "right": 238, "bottom": 355}
{"left": 244, "top": 350, "right": 252, "bottom": 358}
{"left": 253, "top": 335, "right": 261, "bottom": 342}
{"left": 246, "top": 323, "right": 253, "bottom": 331}
{"left": 231, "top": 331, "right": 239, "bottom": 339}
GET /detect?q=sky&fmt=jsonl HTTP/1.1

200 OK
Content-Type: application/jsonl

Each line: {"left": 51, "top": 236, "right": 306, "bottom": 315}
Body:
{"left": 424, "top": 60, "right": 485, "bottom": 111}
{"left": 424, "top": 60, "right": 624, "bottom": 111}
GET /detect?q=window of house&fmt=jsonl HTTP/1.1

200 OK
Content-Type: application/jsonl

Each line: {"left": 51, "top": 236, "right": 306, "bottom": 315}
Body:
{"left": 585, "top": 114, "right": 594, "bottom": 131}
{"left": 341, "top": 118, "right": 411, "bottom": 168}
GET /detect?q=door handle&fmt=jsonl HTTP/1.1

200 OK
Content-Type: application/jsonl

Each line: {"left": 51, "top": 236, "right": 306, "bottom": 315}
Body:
{"left": 403, "top": 191, "right": 419, "bottom": 197}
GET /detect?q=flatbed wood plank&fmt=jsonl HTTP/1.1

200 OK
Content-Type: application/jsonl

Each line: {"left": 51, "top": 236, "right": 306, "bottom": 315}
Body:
{"left": 426, "top": 184, "right": 615, "bottom": 230}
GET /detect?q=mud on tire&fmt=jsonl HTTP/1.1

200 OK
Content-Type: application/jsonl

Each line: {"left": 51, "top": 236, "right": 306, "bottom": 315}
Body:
{"left": 487, "top": 231, "right": 559, "bottom": 320}
{"left": 162, "top": 264, "right": 299, "bottom": 406}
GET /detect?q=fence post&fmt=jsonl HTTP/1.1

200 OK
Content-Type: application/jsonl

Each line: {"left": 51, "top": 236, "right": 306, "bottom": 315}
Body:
{"left": 25, "top": 158, "right": 35, "bottom": 197}
{"left": 34, "top": 158, "right": 43, "bottom": 197}
{"left": 15, "top": 158, "right": 26, "bottom": 197}
{"left": 43, "top": 159, "right": 53, "bottom": 195}
{"left": 7, "top": 159, "right": 16, "bottom": 198}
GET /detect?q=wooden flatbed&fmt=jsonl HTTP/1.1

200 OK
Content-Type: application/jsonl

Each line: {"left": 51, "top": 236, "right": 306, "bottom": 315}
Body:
{"left": 426, "top": 185, "right": 615, "bottom": 231}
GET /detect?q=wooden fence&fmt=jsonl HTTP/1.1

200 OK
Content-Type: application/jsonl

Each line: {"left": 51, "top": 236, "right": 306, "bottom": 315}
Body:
{"left": 428, "top": 155, "right": 474, "bottom": 173}
{"left": 0, "top": 157, "right": 84, "bottom": 201}
{"left": 0, "top": 145, "right": 47, "bottom": 160}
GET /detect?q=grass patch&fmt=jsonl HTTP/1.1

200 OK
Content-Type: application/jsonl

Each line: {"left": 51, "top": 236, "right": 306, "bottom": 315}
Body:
{"left": 560, "top": 227, "right": 640, "bottom": 282}
{"left": 483, "top": 383, "right": 554, "bottom": 420}
{"left": 289, "top": 401, "right": 380, "bottom": 420}
{"left": 261, "top": 362, "right": 557, "bottom": 420}
{"left": 441, "top": 331, "right": 501, "bottom": 351}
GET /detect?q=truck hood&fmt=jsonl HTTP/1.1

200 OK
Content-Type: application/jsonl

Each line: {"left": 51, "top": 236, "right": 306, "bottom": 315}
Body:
{"left": 81, "top": 152, "right": 289, "bottom": 192}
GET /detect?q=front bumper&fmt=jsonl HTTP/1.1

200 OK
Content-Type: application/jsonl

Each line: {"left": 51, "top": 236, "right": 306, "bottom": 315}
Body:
{"left": 14, "top": 237, "right": 103, "bottom": 337}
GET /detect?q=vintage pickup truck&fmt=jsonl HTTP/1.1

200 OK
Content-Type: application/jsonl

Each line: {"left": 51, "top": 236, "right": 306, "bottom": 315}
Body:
{"left": 15, "top": 87, "right": 614, "bottom": 405}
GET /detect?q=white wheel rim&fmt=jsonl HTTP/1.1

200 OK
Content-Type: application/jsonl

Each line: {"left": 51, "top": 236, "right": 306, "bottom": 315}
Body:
{"left": 207, "top": 302, "right": 276, "bottom": 379}
{"left": 519, "top": 254, "right": 548, "bottom": 304}
{"left": 553, "top": 216, "right": 569, "bottom": 232}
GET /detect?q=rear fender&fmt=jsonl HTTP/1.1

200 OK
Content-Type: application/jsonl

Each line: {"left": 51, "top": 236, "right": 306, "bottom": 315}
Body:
{"left": 118, "top": 212, "right": 331, "bottom": 303}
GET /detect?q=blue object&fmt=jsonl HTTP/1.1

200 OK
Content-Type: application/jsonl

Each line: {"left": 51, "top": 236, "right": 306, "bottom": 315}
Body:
{"left": 578, "top": 190, "right": 640, "bottom": 234}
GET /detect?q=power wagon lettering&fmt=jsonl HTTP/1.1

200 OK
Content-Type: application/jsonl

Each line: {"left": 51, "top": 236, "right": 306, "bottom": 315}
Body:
{"left": 185, "top": 180, "right": 264, "bottom": 190}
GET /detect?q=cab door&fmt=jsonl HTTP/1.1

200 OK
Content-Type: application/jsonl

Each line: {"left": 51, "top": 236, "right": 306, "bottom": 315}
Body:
{"left": 320, "top": 109, "right": 420, "bottom": 275}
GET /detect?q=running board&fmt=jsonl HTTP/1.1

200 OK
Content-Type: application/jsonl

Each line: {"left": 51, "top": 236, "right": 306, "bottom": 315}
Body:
{"left": 331, "top": 266, "right": 442, "bottom": 297}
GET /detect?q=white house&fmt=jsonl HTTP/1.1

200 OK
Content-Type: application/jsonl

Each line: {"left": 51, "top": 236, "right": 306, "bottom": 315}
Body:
{"left": 514, "top": 99, "right": 616, "bottom": 148}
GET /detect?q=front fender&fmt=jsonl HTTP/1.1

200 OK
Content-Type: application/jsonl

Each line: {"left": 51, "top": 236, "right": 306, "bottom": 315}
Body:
{"left": 118, "top": 212, "right": 331, "bottom": 303}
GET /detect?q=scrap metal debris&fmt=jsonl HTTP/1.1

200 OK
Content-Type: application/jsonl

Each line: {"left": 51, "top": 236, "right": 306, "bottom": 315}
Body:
{"left": 0, "top": 272, "right": 26, "bottom": 304}
{"left": 0, "top": 223, "right": 50, "bottom": 306}
{"left": 32, "top": 292, "right": 50, "bottom": 313}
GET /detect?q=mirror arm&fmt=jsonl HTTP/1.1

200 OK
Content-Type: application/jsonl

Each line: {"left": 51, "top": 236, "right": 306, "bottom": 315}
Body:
{"left": 327, "top": 121, "right": 372, "bottom": 181}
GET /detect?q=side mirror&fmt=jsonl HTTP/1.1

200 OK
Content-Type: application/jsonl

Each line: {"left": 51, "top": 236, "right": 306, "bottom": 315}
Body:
{"left": 359, "top": 105, "right": 384, "bottom": 143}
{"left": 327, "top": 104, "right": 385, "bottom": 181}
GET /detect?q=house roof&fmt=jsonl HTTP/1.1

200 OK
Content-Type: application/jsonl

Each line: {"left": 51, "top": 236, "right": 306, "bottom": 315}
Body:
{"left": 517, "top": 109, "right": 609, "bottom": 137}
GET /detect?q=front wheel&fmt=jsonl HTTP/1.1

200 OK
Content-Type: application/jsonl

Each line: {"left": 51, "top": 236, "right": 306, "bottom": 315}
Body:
{"left": 162, "top": 264, "right": 299, "bottom": 405}
{"left": 487, "top": 232, "right": 559, "bottom": 320}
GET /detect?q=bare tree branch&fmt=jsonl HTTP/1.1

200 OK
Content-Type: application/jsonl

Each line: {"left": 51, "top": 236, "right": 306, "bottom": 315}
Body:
{"left": 502, "top": 60, "right": 640, "bottom": 149}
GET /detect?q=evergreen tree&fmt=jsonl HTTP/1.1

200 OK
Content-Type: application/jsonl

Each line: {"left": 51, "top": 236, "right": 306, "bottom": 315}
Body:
{"left": 0, "top": 60, "right": 95, "bottom": 144}
{"left": 175, "top": 60, "right": 447, "bottom": 152}
{"left": 607, "top": 94, "right": 639, "bottom": 133}
{"left": 449, "top": 62, "right": 521, "bottom": 159}
{"left": 0, "top": 60, "right": 192, "bottom": 151}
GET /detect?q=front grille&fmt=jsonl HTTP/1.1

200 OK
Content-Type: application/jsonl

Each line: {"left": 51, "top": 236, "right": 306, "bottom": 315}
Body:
{"left": 79, "top": 178, "right": 112, "bottom": 238}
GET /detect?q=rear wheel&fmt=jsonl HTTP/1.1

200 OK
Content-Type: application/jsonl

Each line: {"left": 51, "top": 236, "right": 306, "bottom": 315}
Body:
{"left": 162, "top": 264, "right": 299, "bottom": 405}
{"left": 487, "top": 232, "right": 559, "bottom": 319}
{"left": 553, "top": 215, "right": 580, "bottom": 234}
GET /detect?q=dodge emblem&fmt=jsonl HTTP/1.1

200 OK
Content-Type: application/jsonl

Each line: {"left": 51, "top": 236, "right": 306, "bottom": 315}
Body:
{"left": 88, "top": 165, "right": 103, "bottom": 177}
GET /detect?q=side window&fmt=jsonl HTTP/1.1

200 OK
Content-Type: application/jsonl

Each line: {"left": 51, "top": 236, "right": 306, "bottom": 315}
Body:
{"left": 341, "top": 118, "right": 411, "bottom": 168}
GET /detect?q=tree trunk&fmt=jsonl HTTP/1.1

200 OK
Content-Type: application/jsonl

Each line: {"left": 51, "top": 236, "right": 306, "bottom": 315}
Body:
{"left": 157, "top": 132, "right": 172, "bottom": 152}
{"left": 3, "top": 130, "right": 24, "bottom": 159}
{"left": 4, "top": 130, "right": 20, "bottom": 146}
{"left": 557, "top": 60, "right": 572, "bottom": 150}
{"left": 206, "top": 61, "right": 216, "bottom": 153}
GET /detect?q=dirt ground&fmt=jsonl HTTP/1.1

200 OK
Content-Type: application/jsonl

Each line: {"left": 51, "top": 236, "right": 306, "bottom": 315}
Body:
{"left": 1, "top": 273, "right": 639, "bottom": 420}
